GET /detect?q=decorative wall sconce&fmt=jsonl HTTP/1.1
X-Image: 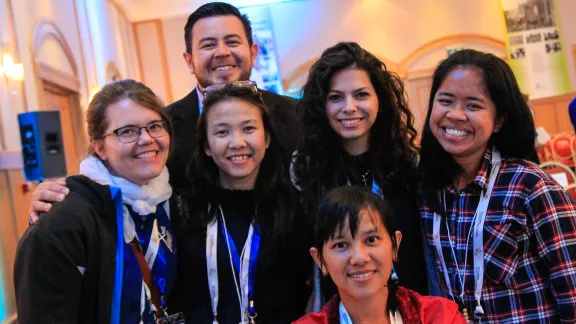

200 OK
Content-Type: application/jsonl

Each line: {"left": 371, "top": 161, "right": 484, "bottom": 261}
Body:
{"left": 0, "top": 52, "right": 24, "bottom": 81}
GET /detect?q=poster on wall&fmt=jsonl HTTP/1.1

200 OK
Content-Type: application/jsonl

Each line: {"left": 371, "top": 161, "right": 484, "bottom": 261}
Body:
{"left": 240, "top": 6, "right": 285, "bottom": 95}
{"left": 500, "top": 0, "right": 571, "bottom": 99}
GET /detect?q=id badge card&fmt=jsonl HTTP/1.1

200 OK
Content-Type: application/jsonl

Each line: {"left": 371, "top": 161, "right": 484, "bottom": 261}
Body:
{"left": 149, "top": 312, "right": 185, "bottom": 324}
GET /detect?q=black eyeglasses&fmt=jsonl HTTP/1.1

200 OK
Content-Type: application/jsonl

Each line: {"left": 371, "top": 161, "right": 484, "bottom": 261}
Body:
{"left": 203, "top": 80, "right": 262, "bottom": 102}
{"left": 103, "top": 121, "right": 168, "bottom": 143}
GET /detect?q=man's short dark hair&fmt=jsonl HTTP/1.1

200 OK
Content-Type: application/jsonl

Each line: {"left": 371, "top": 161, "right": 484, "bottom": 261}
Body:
{"left": 184, "top": 2, "right": 253, "bottom": 54}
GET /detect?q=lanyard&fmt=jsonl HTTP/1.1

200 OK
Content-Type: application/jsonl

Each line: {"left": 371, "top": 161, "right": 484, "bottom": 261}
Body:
{"left": 206, "top": 205, "right": 261, "bottom": 324}
{"left": 372, "top": 180, "right": 382, "bottom": 198}
{"left": 339, "top": 301, "right": 402, "bottom": 324}
{"left": 432, "top": 148, "right": 501, "bottom": 320}
{"left": 130, "top": 213, "right": 161, "bottom": 323}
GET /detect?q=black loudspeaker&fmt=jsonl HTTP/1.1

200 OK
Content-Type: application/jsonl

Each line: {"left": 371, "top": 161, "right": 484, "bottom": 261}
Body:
{"left": 17, "top": 111, "right": 67, "bottom": 181}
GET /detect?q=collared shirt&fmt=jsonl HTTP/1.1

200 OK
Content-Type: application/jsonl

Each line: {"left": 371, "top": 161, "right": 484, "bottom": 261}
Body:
{"left": 196, "top": 86, "right": 204, "bottom": 114}
{"left": 418, "top": 147, "right": 576, "bottom": 323}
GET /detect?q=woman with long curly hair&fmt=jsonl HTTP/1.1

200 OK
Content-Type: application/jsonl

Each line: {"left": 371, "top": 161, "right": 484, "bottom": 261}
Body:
{"left": 292, "top": 42, "right": 428, "bottom": 302}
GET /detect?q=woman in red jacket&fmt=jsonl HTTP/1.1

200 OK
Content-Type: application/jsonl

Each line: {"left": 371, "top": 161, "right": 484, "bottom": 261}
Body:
{"left": 294, "top": 186, "right": 466, "bottom": 324}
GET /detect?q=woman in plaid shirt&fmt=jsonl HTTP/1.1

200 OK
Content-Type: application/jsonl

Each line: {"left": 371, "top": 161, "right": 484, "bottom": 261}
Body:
{"left": 418, "top": 49, "right": 576, "bottom": 323}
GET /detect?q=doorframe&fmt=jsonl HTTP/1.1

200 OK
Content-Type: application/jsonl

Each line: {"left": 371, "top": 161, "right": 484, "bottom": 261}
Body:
{"left": 30, "top": 19, "right": 86, "bottom": 172}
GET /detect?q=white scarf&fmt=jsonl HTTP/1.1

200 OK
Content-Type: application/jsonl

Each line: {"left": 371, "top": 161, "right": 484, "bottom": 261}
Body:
{"left": 79, "top": 155, "right": 172, "bottom": 243}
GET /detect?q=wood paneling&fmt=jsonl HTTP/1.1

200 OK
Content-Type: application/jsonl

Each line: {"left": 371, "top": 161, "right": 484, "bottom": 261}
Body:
{"left": 42, "top": 85, "right": 83, "bottom": 175}
{"left": 0, "top": 169, "right": 35, "bottom": 317}
{"left": 531, "top": 93, "right": 576, "bottom": 135}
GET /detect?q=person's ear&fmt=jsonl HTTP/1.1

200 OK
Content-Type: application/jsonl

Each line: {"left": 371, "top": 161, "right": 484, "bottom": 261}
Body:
{"left": 393, "top": 231, "right": 403, "bottom": 261}
{"left": 265, "top": 131, "right": 271, "bottom": 149}
{"left": 249, "top": 43, "right": 259, "bottom": 68}
{"left": 310, "top": 247, "right": 328, "bottom": 276}
{"left": 494, "top": 115, "right": 505, "bottom": 133}
{"left": 92, "top": 139, "right": 107, "bottom": 161}
{"left": 183, "top": 52, "right": 195, "bottom": 75}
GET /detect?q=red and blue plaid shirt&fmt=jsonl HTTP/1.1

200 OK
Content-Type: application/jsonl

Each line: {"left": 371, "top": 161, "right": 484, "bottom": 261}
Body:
{"left": 418, "top": 148, "right": 576, "bottom": 323}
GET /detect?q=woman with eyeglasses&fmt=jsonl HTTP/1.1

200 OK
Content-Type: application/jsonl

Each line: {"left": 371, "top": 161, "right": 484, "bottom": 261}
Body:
{"left": 167, "top": 83, "right": 312, "bottom": 324}
{"left": 291, "top": 42, "right": 428, "bottom": 307}
{"left": 15, "top": 80, "right": 181, "bottom": 323}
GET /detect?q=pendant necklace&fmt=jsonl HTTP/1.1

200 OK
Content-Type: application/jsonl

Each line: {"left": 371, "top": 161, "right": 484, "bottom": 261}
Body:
{"left": 361, "top": 170, "right": 371, "bottom": 187}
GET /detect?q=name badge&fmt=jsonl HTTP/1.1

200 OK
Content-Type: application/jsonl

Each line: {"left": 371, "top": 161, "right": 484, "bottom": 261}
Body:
{"left": 151, "top": 312, "right": 185, "bottom": 324}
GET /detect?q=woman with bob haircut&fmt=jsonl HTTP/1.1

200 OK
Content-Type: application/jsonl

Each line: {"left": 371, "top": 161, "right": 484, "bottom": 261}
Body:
{"left": 418, "top": 49, "right": 576, "bottom": 323}
{"left": 294, "top": 186, "right": 466, "bottom": 324}
{"left": 168, "top": 84, "right": 311, "bottom": 323}
{"left": 292, "top": 42, "right": 428, "bottom": 300}
{"left": 15, "top": 79, "right": 179, "bottom": 323}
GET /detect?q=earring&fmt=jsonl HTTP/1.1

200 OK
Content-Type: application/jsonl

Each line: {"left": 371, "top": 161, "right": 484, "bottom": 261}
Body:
{"left": 390, "top": 265, "right": 399, "bottom": 283}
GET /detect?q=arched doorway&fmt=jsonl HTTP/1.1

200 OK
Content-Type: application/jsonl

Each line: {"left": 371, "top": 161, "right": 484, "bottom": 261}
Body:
{"left": 31, "top": 19, "right": 85, "bottom": 175}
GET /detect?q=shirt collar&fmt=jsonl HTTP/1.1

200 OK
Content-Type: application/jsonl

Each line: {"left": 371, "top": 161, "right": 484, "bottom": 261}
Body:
{"left": 196, "top": 86, "right": 204, "bottom": 114}
{"left": 446, "top": 146, "right": 493, "bottom": 193}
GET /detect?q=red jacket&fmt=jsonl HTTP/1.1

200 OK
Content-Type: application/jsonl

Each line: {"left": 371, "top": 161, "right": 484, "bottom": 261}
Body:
{"left": 293, "top": 286, "right": 466, "bottom": 324}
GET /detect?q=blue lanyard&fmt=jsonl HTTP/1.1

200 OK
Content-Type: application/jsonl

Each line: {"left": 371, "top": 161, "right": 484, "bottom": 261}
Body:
{"left": 220, "top": 222, "right": 261, "bottom": 315}
{"left": 372, "top": 180, "right": 382, "bottom": 198}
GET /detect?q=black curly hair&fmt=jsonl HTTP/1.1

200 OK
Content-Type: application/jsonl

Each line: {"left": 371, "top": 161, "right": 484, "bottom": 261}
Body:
{"left": 292, "top": 42, "right": 419, "bottom": 210}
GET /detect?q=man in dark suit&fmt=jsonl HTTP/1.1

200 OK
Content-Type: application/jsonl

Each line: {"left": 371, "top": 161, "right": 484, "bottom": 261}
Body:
{"left": 167, "top": 1, "right": 301, "bottom": 191}
{"left": 28, "top": 1, "right": 301, "bottom": 219}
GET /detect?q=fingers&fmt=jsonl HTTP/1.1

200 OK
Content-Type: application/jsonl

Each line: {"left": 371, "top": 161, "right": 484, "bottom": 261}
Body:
{"left": 37, "top": 180, "right": 69, "bottom": 196}
{"left": 28, "top": 178, "right": 70, "bottom": 223}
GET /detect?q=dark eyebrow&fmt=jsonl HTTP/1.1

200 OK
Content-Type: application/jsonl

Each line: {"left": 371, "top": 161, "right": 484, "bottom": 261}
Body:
{"left": 360, "top": 228, "right": 378, "bottom": 235}
{"left": 466, "top": 96, "right": 485, "bottom": 103}
{"left": 329, "top": 87, "right": 369, "bottom": 93}
{"left": 436, "top": 91, "right": 454, "bottom": 97}
{"left": 212, "top": 122, "right": 229, "bottom": 128}
{"left": 224, "top": 34, "right": 242, "bottom": 40}
{"left": 241, "top": 119, "right": 257, "bottom": 125}
{"left": 198, "top": 37, "right": 217, "bottom": 45}
{"left": 198, "top": 34, "right": 242, "bottom": 45}
{"left": 116, "top": 119, "right": 163, "bottom": 129}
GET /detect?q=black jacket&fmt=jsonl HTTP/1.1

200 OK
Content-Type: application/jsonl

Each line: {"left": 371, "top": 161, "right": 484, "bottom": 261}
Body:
{"left": 166, "top": 89, "right": 301, "bottom": 191}
{"left": 14, "top": 176, "right": 122, "bottom": 324}
{"left": 167, "top": 189, "right": 312, "bottom": 324}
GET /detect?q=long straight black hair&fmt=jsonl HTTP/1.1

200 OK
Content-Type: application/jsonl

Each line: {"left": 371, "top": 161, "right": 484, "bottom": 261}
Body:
{"left": 419, "top": 49, "right": 536, "bottom": 211}
{"left": 183, "top": 86, "right": 297, "bottom": 241}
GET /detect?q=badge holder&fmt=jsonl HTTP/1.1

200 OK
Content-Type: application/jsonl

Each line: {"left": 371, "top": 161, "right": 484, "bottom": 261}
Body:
{"left": 154, "top": 312, "right": 185, "bottom": 324}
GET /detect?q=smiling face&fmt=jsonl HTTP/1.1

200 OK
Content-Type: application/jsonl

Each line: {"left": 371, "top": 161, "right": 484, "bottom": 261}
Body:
{"left": 429, "top": 67, "right": 502, "bottom": 167}
{"left": 92, "top": 99, "right": 170, "bottom": 185}
{"left": 311, "top": 208, "right": 402, "bottom": 301}
{"left": 204, "top": 98, "right": 270, "bottom": 190}
{"left": 326, "top": 68, "right": 379, "bottom": 155}
{"left": 184, "top": 15, "right": 258, "bottom": 88}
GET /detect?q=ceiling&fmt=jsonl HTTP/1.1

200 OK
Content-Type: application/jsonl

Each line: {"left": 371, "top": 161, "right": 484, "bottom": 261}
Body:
{"left": 111, "top": 0, "right": 302, "bottom": 22}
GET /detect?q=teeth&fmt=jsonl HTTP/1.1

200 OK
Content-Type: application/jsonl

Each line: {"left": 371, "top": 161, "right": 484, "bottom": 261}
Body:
{"left": 230, "top": 155, "right": 249, "bottom": 161}
{"left": 349, "top": 271, "right": 375, "bottom": 279}
{"left": 215, "top": 65, "right": 234, "bottom": 71}
{"left": 445, "top": 128, "right": 468, "bottom": 136}
{"left": 341, "top": 119, "right": 361, "bottom": 126}
{"left": 135, "top": 151, "right": 157, "bottom": 159}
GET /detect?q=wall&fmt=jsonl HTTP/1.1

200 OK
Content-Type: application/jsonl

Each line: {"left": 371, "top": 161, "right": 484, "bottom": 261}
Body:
{"left": 0, "top": 0, "right": 141, "bottom": 319}
{"left": 138, "top": 0, "right": 576, "bottom": 100}
{"left": 558, "top": 0, "right": 576, "bottom": 92}
{"left": 139, "top": 0, "right": 507, "bottom": 104}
